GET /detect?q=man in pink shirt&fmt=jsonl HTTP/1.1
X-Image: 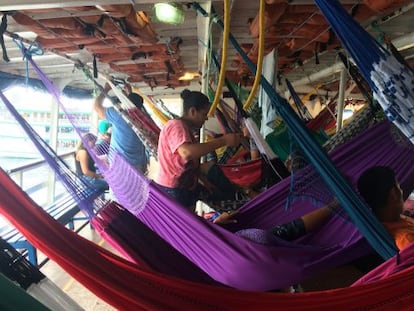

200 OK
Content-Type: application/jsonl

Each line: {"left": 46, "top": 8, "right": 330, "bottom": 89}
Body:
{"left": 155, "top": 89, "right": 241, "bottom": 210}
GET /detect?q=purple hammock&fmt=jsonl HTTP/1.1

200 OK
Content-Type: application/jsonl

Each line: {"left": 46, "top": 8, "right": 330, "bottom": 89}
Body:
{"left": 100, "top": 120, "right": 414, "bottom": 291}
{"left": 0, "top": 88, "right": 223, "bottom": 287}
{"left": 92, "top": 202, "right": 222, "bottom": 286}
{"left": 22, "top": 52, "right": 414, "bottom": 290}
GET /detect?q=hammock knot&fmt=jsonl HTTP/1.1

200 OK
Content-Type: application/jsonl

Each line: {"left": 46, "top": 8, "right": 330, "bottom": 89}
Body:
{"left": 13, "top": 38, "right": 44, "bottom": 85}
{"left": 13, "top": 38, "right": 43, "bottom": 60}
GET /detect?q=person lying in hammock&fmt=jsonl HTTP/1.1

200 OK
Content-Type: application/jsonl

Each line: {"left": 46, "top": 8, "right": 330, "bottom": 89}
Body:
{"left": 357, "top": 166, "right": 414, "bottom": 251}
{"left": 212, "top": 199, "right": 339, "bottom": 242}
{"left": 154, "top": 89, "right": 242, "bottom": 211}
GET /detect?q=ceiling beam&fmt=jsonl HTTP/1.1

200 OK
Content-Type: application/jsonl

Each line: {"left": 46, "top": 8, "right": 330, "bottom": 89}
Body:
{"left": 292, "top": 27, "right": 414, "bottom": 87}
{"left": 0, "top": 0, "right": 220, "bottom": 11}
{"left": 291, "top": 62, "right": 345, "bottom": 87}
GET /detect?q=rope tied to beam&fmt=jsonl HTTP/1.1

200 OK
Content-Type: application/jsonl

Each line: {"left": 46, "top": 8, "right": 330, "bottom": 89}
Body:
{"left": 12, "top": 37, "right": 44, "bottom": 86}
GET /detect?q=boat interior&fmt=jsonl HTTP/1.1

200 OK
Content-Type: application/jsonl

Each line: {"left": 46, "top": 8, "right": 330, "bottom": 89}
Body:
{"left": 1, "top": 0, "right": 413, "bottom": 102}
{"left": 2, "top": 1, "right": 414, "bottom": 310}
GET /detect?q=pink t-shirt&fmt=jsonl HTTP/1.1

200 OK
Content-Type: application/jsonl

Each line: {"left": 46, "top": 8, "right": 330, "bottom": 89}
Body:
{"left": 155, "top": 119, "right": 199, "bottom": 189}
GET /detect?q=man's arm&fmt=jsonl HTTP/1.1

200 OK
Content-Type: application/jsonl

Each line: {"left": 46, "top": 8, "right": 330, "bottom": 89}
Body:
{"left": 301, "top": 199, "right": 338, "bottom": 232}
{"left": 269, "top": 199, "right": 339, "bottom": 241}
{"left": 94, "top": 83, "right": 111, "bottom": 119}
{"left": 177, "top": 133, "right": 242, "bottom": 161}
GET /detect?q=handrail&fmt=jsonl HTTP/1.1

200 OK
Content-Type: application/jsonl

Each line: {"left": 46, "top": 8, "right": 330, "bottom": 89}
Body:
{"left": 5, "top": 151, "right": 76, "bottom": 206}
{"left": 6, "top": 150, "right": 75, "bottom": 174}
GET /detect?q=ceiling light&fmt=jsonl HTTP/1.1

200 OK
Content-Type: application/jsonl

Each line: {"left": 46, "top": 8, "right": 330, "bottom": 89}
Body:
{"left": 179, "top": 72, "right": 200, "bottom": 81}
{"left": 154, "top": 3, "right": 185, "bottom": 25}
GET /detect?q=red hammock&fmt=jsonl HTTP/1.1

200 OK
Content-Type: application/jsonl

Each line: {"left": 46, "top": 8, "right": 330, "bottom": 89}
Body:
{"left": 219, "top": 158, "right": 262, "bottom": 186}
{"left": 2, "top": 168, "right": 414, "bottom": 310}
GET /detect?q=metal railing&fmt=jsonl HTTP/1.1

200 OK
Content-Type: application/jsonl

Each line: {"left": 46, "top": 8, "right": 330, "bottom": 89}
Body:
{"left": 6, "top": 151, "right": 76, "bottom": 207}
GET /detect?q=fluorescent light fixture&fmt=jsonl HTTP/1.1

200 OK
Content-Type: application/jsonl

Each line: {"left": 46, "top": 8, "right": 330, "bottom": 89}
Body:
{"left": 154, "top": 3, "right": 184, "bottom": 25}
{"left": 179, "top": 72, "right": 200, "bottom": 81}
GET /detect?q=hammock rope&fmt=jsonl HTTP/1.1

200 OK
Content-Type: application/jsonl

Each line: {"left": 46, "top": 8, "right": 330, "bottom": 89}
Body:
{"left": 208, "top": 0, "right": 230, "bottom": 116}
{"left": 242, "top": 0, "right": 265, "bottom": 111}
{"left": 0, "top": 90, "right": 103, "bottom": 219}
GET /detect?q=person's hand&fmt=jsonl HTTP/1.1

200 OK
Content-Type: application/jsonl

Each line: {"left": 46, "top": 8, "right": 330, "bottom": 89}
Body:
{"left": 104, "top": 82, "right": 111, "bottom": 92}
{"left": 213, "top": 211, "right": 238, "bottom": 225}
{"left": 223, "top": 133, "right": 242, "bottom": 147}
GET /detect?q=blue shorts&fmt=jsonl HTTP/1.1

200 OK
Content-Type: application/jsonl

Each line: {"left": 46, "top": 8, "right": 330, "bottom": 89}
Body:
{"left": 81, "top": 175, "right": 109, "bottom": 192}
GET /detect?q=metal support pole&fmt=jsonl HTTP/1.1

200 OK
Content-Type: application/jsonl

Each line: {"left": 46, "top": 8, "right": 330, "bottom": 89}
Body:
{"left": 336, "top": 68, "right": 347, "bottom": 132}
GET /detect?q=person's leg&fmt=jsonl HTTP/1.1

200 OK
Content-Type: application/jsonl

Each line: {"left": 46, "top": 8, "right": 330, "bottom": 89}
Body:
{"left": 92, "top": 178, "right": 109, "bottom": 192}
{"left": 81, "top": 176, "right": 109, "bottom": 200}
{"left": 201, "top": 162, "right": 238, "bottom": 201}
{"left": 155, "top": 184, "right": 196, "bottom": 211}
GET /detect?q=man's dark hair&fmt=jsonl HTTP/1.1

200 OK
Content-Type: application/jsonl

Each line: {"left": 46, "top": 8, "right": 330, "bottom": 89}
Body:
{"left": 357, "top": 166, "right": 396, "bottom": 211}
{"left": 181, "top": 89, "right": 210, "bottom": 112}
{"left": 128, "top": 93, "right": 144, "bottom": 109}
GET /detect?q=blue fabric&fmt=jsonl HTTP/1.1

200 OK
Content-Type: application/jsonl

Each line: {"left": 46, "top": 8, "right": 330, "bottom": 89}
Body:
{"left": 314, "top": 0, "right": 382, "bottom": 79}
{"left": 105, "top": 107, "right": 147, "bottom": 167}
{"left": 286, "top": 79, "right": 313, "bottom": 121}
{"left": 314, "top": 0, "right": 414, "bottom": 144}
{"left": 81, "top": 175, "right": 109, "bottom": 193}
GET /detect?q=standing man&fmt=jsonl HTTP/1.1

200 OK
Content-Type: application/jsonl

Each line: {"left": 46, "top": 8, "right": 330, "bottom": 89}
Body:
{"left": 155, "top": 89, "right": 242, "bottom": 210}
{"left": 94, "top": 83, "right": 148, "bottom": 173}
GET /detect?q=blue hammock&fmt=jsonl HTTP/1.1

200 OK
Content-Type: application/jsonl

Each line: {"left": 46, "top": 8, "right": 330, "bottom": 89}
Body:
{"left": 314, "top": 0, "right": 414, "bottom": 143}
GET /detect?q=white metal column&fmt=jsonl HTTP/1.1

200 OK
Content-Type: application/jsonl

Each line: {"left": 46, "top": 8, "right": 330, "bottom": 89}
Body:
{"left": 336, "top": 68, "right": 347, "bottom": 132}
